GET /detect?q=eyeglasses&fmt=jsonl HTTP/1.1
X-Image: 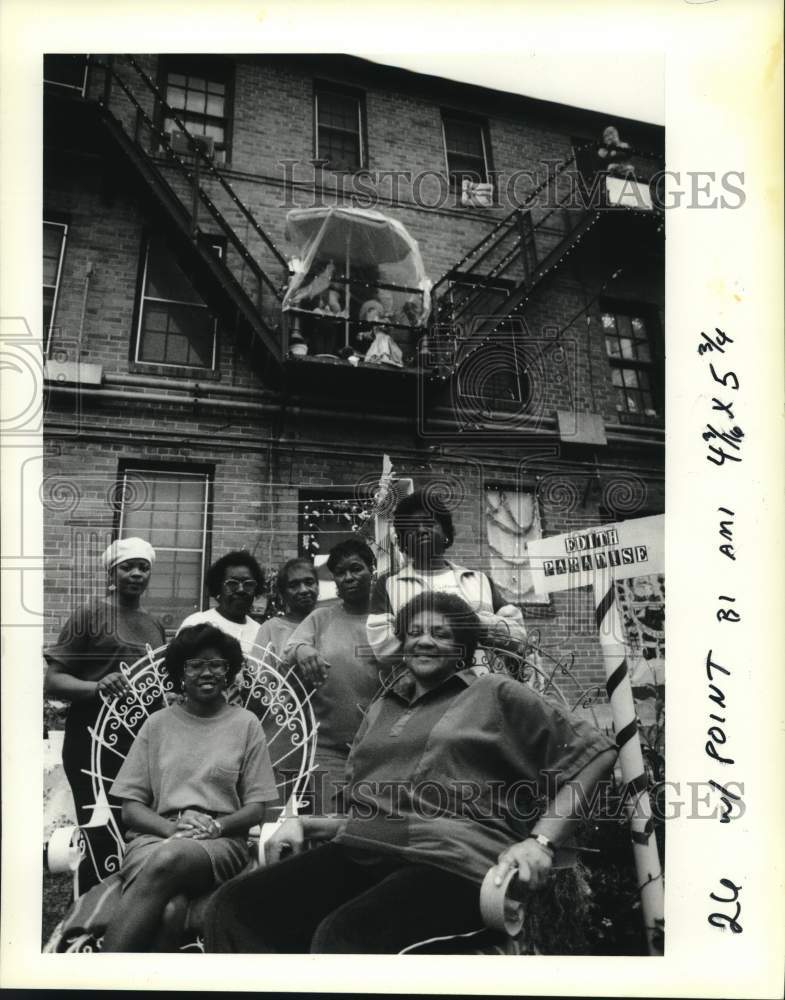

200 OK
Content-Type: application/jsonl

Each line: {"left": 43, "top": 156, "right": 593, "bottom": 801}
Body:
{"left": 223, "top": 579, "right": 258, "bottom": 594}
{"left": 183, "top": 658, "right": 229, "bottom": 676}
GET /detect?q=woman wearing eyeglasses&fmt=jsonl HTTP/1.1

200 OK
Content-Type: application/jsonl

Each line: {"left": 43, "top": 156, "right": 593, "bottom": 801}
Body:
{"left": 100, "top": 623, "right": 278, "bottom": 952}
{"left": 177, "top": 551, "right": 265, "bottom": 651}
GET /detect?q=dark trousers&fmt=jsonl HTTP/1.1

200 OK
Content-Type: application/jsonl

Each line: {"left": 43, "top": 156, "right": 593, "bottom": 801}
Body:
{"left": 204, "top": 842, "right": 483, "bottom": 954}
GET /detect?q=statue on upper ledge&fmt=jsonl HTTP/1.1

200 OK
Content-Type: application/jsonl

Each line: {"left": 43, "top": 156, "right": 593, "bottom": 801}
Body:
{"left": 596, "top": 126, "right": 635, "bottom": 180}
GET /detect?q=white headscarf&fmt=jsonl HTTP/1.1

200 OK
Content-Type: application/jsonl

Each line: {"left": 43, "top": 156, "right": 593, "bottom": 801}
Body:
{"left": 101, "top": 537, "right": 156, "bottom": 574}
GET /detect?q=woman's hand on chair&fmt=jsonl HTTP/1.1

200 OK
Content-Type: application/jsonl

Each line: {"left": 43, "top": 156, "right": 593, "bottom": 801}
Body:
{"left": 493, "top": 837, "right": 553, "bottom": 894}
{"left": 264, "top": 818, "right": 305, "bottom": 864}
{"left": 294, "top": 644, "right": 330, "bottom": 687}
{"left": 96, "top": 671, "right": 132, "bottom": 699}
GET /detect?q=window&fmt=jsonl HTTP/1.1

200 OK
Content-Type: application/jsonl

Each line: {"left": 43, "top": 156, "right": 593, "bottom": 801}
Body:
{"left": 314, "top": 84, "right": 365, "bottom": 171}
{"left": 485, "top": 486, "right": 546, "bottom": 604}
{"left": 43, "top": 220, "right": 68, "bottom": 354}
{"left": 442, "top": 113, "right": 491, "bottom": 190}
{"left": 160, "top": 57, "right": 231, "bottom": 164}
{"left": 601, "top": 305, "right": 662, "bottom": 421}
{"left": 117, "top": 467, "right": 211, "bottom": 629}
{"left": 135, "top": 234, "right": 220, "bottom": 369}
{"left": 456, "top": 329, "right": 530, "bottom": 413}
{"left": 298, "top": 488, "right": 376, "bottom": 601}
{"left": 44, "top": 54, "right": 88, "bottom": 94}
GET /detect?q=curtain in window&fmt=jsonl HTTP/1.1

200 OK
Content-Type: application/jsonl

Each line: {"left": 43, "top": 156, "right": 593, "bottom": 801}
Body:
{"left": 485, "top": 489, "right": 545, "bottom": 603}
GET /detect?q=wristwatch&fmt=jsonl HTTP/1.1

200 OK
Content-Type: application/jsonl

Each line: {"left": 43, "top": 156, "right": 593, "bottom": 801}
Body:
{"left": 212, "top": 819, "right": 224, "bottom": 837}
{"left": 530, "top": 833, "right": 556, "bottom": 856}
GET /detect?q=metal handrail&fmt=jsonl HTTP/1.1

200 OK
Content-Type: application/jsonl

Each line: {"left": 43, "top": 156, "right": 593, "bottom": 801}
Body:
{"left": 121, "top": 56, "right": 288, "bottom": 268}
{"left": 88, "top": 56, "right": 287, "bottom": 308}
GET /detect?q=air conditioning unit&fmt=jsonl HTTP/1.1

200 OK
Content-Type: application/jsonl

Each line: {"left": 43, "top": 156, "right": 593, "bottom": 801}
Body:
{"left": 168, "top": 131, "right": 215, "bottom": 159}
{"left": 461, "top": 179, "right": 494, "bottom": 208}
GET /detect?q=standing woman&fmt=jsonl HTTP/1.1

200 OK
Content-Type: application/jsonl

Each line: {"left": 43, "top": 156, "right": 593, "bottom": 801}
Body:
{"left": 44, "top": 537, "right": 165, "bottom": 828}
{"left": 177, "top": 550, "right": 265, "bottom": 652}
{"left": 283, "top": 539, "right": 382, "bottom": 812}
{"left": 367, "top": 489, "right": 526, "bottom": 664}
{"left": 256, "top": 558, "right": 319, "bottom": 666}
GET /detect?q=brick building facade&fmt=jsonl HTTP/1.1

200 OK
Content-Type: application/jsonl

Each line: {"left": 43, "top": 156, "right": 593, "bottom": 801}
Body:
{"left": 42, "top": 54, "right": 664, "bottom": 696}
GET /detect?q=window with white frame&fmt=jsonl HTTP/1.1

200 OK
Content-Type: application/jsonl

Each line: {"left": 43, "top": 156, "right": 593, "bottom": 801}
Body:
{"left": 314, "top": 84, "right": 365, "bottom": 171}
{"left": 135, "top": 234, "right": 220, "bottom": 369}
{"left": 160, "top": 57, "right": 231, "bottom": 164}
{"left": 118, "top": 467, "right": 211, "bottom": 629}
{"left": 442, "top": 113, "right": 491, "bottom": 191}
{"left": 43, "top": 220, "right": 68, "bottom": 354}
{"left": 601, "top": 304, "right": 662, "bottom": 421}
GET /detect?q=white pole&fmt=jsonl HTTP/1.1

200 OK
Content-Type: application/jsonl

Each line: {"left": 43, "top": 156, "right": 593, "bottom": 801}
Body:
{"left": 595, "top": 578, "right": 664, "bottom": 956}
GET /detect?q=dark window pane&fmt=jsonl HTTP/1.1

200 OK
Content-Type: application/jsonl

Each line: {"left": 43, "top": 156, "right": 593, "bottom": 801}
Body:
{"left": 444, "top": 118, "right": 484, "bottom": 158}
{"left": 321, "top": 129, "right": 360, "bottom": 170}
{"left": 319, "top": 92, "right": 358, "bottom": 131}
{"left": 145, "top": 237, "right": 205, "bottom": 304}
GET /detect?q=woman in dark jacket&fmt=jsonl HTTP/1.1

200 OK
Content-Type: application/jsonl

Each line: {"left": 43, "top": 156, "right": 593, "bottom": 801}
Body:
{"left": 205, "top": 591, "right": 616, "bottom": 954}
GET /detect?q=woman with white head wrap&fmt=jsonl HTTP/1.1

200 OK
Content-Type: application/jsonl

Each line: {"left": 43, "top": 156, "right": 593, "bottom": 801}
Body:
{"left": 44, "top": 537, "right": 165, "bottom": 871}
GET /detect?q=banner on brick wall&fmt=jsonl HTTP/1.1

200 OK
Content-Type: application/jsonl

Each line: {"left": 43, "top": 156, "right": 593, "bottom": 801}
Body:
{"left": 527, "top": 514, "right": 664, "bottom": 594}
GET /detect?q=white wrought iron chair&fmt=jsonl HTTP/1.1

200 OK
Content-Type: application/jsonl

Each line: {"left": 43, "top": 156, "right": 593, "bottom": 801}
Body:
{"left": 44, "top": 641, "right": 319, "bottom": 952}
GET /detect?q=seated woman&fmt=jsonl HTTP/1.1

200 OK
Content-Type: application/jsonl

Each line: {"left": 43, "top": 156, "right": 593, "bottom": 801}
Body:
{"left": 204, "top": 592, "right": 616, "bottom": 954}
{"left": 283, "top": 539, "right": 382, "bottom": 813}
{"left": 100, "top": 624, "right": 278, "bottom": 952}
{"left": 367, "top": 489, "right": 526, "bottom": 665}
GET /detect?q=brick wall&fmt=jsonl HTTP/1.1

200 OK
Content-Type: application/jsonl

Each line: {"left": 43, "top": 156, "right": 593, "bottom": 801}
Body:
{"left": 43, "top": 55, "right": 665, "bottom": 694}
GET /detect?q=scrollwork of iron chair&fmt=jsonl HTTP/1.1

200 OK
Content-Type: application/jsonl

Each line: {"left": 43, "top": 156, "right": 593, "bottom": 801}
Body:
{"left": 44, "top": 642, "right": 319, "bottom": 953}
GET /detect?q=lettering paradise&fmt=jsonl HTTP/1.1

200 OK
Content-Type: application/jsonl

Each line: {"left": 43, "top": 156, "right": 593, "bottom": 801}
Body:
{"left": 543, "top": 527, "right": 648, "bottom": 577}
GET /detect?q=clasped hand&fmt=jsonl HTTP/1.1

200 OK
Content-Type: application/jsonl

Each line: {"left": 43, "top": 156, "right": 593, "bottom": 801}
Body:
{"left": 172, "top": 809, "right": 222, "bottom": 840}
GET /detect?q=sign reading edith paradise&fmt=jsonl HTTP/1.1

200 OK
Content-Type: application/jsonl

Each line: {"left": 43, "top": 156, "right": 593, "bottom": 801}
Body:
{"left": 527, "top": 514, "right": 664, "bottom": 594}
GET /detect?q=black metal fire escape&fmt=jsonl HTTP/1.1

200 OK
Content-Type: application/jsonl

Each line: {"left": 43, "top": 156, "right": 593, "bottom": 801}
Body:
{"left": 64, "top": 55, "right": 291, "bottom": 377}
{"left": 431, "top": 156, "right": 604, "bottom": 340}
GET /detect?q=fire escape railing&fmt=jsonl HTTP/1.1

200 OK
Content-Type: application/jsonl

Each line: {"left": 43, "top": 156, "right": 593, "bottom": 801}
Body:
{"left": 83, "top": 55, "right": 291, "bottom": 358}
{"left": 431, "top": 141, "right": 662, "bottom": 340}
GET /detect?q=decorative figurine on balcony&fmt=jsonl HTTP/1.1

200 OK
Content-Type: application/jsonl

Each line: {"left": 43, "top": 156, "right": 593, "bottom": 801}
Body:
{"left": 358, "top": 298, "right": 403, "bottom": 368}
{"left": 597, "top": 125, "right": 635, "bottom": 179}
{"left": 313, "top": 283, "right": 346, "bottom": 318}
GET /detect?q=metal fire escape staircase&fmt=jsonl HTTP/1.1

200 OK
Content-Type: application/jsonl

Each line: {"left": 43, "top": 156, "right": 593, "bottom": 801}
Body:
{"left": 76, "top": 56, "right": 290, "bottom": 376}
{"left": 432, "top": 154, "right": 603, "bottom": 340}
